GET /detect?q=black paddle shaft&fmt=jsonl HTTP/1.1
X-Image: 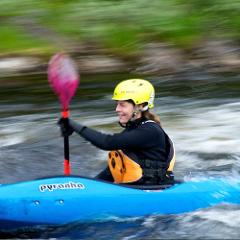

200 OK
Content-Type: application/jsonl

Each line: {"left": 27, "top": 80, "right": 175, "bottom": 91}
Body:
{"left": 64, "top": 136, "right": 70, "bottom": 161}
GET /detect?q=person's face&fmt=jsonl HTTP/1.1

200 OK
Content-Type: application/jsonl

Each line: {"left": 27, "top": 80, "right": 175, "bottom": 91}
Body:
{"left": 115, "top": 100, "right": 135, "bottom": 124}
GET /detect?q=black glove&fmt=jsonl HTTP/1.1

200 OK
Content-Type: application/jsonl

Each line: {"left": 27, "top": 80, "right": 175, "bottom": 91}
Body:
{"left": 57, "top": 118, "right": 74, "bottom": 137}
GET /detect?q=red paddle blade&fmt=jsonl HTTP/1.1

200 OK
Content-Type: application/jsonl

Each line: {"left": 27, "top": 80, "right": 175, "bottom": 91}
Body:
{"left": 48, "top": 53, "right": 79, "bottom": 110}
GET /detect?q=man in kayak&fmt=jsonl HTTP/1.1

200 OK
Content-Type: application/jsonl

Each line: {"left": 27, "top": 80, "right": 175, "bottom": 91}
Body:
{"left": 59, "top": 79, "right": 175, "bottom": 185}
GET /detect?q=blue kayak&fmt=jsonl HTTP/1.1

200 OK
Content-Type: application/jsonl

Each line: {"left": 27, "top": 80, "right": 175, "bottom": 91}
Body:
{"left": 0, "top": 176, "right": 240, "bottom": 230}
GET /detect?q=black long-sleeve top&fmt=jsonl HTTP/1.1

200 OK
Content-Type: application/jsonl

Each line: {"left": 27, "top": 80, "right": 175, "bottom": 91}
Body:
{"left": 70, "top": 117, "right": 168, "bottom": 164}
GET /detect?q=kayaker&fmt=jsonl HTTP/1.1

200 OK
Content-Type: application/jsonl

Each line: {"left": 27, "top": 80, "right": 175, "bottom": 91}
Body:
{"left": 58, "top": 79, "right": 175, "bottom": 185}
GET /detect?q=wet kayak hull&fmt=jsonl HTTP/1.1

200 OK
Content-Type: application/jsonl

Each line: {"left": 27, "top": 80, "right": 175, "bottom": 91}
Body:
{"left": 0, "top": 176, "right": 240, "bottom": 229}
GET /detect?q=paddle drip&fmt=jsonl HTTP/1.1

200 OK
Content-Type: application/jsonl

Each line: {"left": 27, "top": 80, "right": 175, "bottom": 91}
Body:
{"left": 48, "top": 53, "right": 79, "bottom": 175}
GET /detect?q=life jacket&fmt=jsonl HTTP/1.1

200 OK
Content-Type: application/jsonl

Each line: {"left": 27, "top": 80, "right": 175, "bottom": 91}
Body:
{"left": 140, "top": 136, "right": 175, "bottom": 184}
{"left": 108, "top": 150, "right": 143, "bottom": 183}
{"left": 108, "top": 130, "right": 176, "bottom": 184}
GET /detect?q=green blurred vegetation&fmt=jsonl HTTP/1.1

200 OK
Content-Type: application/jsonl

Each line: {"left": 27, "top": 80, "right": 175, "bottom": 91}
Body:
{"left": 0, "top": 0, "right": 239, "bottom": 56}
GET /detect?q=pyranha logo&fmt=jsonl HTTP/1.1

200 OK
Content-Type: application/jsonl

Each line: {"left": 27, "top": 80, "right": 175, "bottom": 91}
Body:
{"left": 39, "top": 181, "right": 85, "bottom": 192}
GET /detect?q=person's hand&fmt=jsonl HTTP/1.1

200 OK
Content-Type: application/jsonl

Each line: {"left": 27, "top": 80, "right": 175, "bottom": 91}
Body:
{"left": 57, "top": 118, "right": 74, "bottom": 137}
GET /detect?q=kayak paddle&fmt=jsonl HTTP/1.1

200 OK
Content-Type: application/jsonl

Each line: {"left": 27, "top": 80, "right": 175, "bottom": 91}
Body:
{"left": 48, "top": 53, "right": 79, "bottom": 175}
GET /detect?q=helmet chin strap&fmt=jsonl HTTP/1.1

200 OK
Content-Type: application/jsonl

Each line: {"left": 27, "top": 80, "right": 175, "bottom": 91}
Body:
{"left": 141, "top": 105, "right": 149, "bottom": 112}
{"left": 131, "top": 105, "right": 148, "bottom": 121}
{"left": 119, "top": 104, "right": 149, "bottom": 128}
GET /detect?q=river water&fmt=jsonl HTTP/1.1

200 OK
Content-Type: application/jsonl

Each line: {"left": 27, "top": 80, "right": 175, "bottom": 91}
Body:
{"left": 0, "top": 72, "right": 239, "bottom": 239}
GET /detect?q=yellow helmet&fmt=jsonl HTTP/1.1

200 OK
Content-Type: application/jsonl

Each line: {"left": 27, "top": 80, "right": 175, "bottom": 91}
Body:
{"left": 112, "top": 79, "right": 155, "bottom": 109}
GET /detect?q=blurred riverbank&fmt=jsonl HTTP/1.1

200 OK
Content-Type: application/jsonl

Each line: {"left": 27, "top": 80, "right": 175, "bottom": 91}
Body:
{"left": 0, "top": 39, "right": 239, "bottom": 78}
{"left": 1, "top": 1, "right": 240, "bottom": 77}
